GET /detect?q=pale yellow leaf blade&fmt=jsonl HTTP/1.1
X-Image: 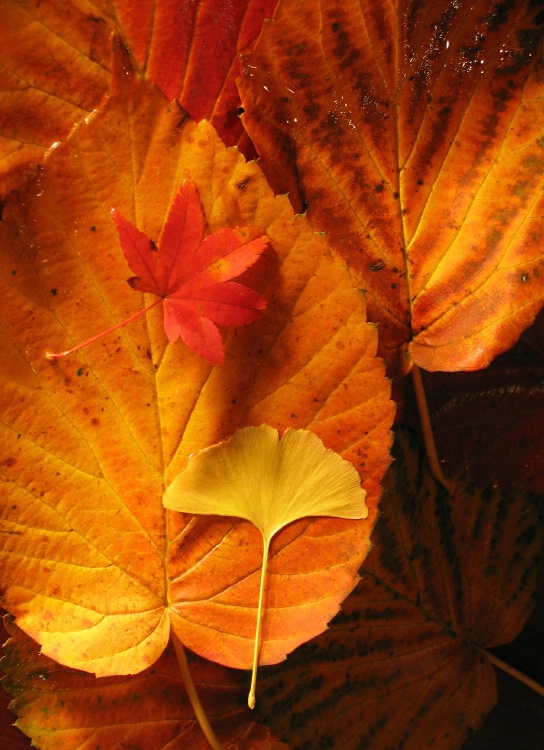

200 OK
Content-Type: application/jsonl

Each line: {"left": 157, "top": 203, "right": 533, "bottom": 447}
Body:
{"left": 163, "top": 425, "right": 368, "bottom": 542}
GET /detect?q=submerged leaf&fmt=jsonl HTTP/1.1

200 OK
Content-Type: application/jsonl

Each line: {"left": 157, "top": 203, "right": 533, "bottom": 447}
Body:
{"left": 164, "top": 425, "right": 368, "bottom": 706}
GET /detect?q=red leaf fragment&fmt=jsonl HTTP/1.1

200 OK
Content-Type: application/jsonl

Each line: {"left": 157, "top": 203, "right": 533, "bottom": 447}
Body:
{"left": 112, "top": 182, "right": 268, "bottom": 364}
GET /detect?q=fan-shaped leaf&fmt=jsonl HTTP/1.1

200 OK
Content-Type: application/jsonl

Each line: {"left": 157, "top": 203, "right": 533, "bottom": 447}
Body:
{"left": 164, "top": 425, "right": 369, "bottom": 706}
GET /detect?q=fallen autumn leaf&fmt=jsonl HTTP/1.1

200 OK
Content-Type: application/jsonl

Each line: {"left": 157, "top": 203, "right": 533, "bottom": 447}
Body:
{"left": 0, "top": 42, "right": 393, "bottom": 682}
{"left": 163, "top": 424, "right": 369, "bottom": 707}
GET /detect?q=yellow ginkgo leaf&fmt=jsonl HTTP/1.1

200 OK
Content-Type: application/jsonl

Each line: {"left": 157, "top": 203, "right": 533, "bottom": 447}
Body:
{"left": 163, "top": 424, "right": 368, "bottom": 708}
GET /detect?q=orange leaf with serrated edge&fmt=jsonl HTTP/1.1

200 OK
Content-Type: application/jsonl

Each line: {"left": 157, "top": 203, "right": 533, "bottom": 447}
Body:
{"left": 0, "top": 0, "right": 277, "bottom": 196}
{"left": 0, "top": 43, "right": 394, "bottom": 680}
{"left": 0, "top": 616, "right": 289, "bottom": 750}
{"left": 253, "top": 430, "right": 544, "bottom": 750}
{"left": 239, "top": 0, "right": 544, "bottom": 375}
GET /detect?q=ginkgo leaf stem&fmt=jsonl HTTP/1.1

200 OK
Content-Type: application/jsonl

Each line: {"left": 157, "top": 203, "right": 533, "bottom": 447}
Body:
{"left": 45, "top": 297, "right": 163, "bottom": 359}
{"left": 411, "top": 365, "right": 455, "bottom": 495}
{"left": 248, "top": 533, "right": 270, "bottom": 709}
{"left": 172, "top": 634, "right": 225, "bottom": 750}
{"left": 480, "top": 648, "right": 544, "bottom": 697}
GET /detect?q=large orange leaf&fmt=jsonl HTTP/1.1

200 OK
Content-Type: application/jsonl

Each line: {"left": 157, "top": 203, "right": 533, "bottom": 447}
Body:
{"left": 1, "top": 616, "right": 289, "bottom": 750}
{"left": 0, "top": 44, "right": 394, "bottom": 677}
{"left": 253, "top": 429, "right": 544, "bottom": 749}
{"left": 0, "top": 0, "right": 276, "bottom": 196}
{"left": 239, "top": 0, "right": 544, "bottom": 374}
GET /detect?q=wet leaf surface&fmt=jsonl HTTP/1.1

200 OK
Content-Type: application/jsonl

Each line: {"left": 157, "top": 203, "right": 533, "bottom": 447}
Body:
{"left": 240, "top": 0, "right": 544, "bottom": 374}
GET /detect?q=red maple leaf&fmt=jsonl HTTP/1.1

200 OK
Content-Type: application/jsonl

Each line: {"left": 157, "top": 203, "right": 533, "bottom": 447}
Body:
{"left": 47, "top": 183, "right": 268, "bottom": 365}
{"left": 112, "top": 182, "right": 268, "bottom": 364}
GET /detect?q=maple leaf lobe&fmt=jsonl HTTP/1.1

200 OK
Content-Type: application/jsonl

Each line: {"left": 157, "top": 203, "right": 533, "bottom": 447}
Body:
{"left": 113, "top": 183, "right": 269, "bottom": 364}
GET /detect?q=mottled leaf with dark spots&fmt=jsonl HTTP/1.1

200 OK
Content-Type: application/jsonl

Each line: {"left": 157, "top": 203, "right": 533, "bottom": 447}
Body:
{"left": 0, "top": 616, "right": 289, "bottom": 750}
{"left": 240, "top": 0, "right": 544, "bottom": 374}
{"left": 253, "top": 429, "right": 543, "bottom": 750}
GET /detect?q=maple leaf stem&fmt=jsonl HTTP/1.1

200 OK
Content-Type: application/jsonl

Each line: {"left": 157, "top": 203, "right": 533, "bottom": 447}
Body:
{"left": 481, "top": 648, "right": 544, "bottom": 697}
{"left": 172, "top": 634, "right": 226, "bottom": 750}
{"left": 45, "top": 297, "right": 163, "bottom": 359}
{"left": 411, "top": 365, "right": 456, "bottom": 495}
{"left": 248, "top": 533, "right": 270, "bottom": 709}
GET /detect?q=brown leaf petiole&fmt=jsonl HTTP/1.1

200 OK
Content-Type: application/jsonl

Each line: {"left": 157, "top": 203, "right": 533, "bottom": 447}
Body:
{"left": 411, "top": 365, "right": 455, "bottom": 495}
{"left": 172, "top": 634, "right": 225, "bottom": 750}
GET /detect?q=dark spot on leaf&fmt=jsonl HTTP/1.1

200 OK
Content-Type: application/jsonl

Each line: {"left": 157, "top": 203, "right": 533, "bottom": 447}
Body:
{"left": 522, "top": 153, "right": 544, "bottom": 171}
{"left": 91, "top": 417, "right": 100, "bottom": 426}
{"left": 90, "top": 225, "right": 96, "bottom": 232}
{"left": 520, "top": 272, "right": 529, "bottom": 283}
{"left": 516, "top": 525, "right": 537, "bottom": 548}
{"left": 11, "top": 270, "right": 16, "bottom": 276}
{"left": 236, "top": 176, "right": 251, "bottom": 190}
{"left": 484, "top": 2, "right": 511, "bottom": 31}
{"left": 374, "top": 183, "right": 384, "bottom": 192}
{"left": 175, "top": 113, "right": 191, "bottom": 131}
{"left": 369, "top": 261, "right": 385, "bottom": 271}
{"left": 50, "top": 288, "right": 57, "bottom": 296}
{"left": 76, "top": 368, "right": 84, "bottom": 377}
{"left": 303, "top": 101, "right": 320, "bottom": 120}
{"left": 4, "top": 457, "right": 17, "bottom": 468}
